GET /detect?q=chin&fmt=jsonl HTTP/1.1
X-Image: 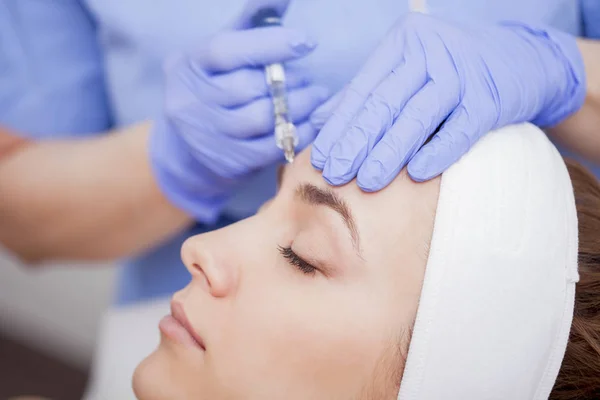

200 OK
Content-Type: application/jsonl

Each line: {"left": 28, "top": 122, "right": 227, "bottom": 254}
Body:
{"left": 132, "top": 347, "right": 183, "bottom": 400}
{"left": 132, "top": 342, "right": 206, "bottom": 400}
{"left": 132, "top": 352, "right": 163, "bottom": 400}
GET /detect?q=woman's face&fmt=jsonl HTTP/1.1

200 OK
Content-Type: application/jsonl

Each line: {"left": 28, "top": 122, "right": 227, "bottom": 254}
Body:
{"left": 133, "top": 148, "right": 440, "bottom": 400}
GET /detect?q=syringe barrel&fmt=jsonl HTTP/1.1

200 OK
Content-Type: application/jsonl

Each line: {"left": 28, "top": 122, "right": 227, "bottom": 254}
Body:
{"left": 252, "top": 7, "right": 298, "bottom": 161}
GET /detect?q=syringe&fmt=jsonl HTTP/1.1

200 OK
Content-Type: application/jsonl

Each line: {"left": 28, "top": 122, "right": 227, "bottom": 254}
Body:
{"left": 251, "top": 8, "right": 298, "bottom": 163}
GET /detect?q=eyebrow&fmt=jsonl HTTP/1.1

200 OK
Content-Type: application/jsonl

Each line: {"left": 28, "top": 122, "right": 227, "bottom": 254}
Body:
{"left": 295, "top": 183, "right": 362, "bottom": 257}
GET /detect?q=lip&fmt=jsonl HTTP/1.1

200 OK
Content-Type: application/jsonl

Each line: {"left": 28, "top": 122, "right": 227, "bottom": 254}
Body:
{"left": 160, "top": 301, "right": 206, "bottom": 351}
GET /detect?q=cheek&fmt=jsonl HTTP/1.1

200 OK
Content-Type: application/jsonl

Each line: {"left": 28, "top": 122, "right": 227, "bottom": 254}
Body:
{"left": 221, "top": 277, "right": 394, "bottom": 397}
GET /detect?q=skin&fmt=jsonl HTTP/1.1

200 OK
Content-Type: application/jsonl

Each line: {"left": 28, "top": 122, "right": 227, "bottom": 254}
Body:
{"left": 548, "top": 39, "right": 600, "bottom": 163}
{"left": 0, "top": 128, "right": 28, "bottom": 158}
{"left": 132, "top": 147, "right": 440, "bottom": 400}
{"left": 0, "top": 122, "right": 190, "bottom": 263}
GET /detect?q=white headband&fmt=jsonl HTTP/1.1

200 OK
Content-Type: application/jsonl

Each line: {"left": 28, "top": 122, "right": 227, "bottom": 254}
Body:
{"left": 398, "top": 123, "right": 579, "bottom": 400}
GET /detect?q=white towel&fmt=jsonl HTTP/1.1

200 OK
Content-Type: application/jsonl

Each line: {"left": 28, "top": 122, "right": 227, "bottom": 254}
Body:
{"left": 398, "top": 123, "right": 579, "bottom": 399}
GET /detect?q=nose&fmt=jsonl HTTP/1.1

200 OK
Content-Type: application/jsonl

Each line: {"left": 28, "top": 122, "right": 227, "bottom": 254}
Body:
{"left": 180, "top": 235, "right": 238, "bottom": 298}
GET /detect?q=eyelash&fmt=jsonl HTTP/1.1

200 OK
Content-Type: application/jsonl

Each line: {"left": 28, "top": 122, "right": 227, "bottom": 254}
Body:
{"left": 278, "top": 245, "right": 317, "bottom": 276}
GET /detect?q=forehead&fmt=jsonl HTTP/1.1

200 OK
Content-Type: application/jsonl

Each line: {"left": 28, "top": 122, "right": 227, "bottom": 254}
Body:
{"left": 279, "top": 147, "right": 440, "bottom": 264}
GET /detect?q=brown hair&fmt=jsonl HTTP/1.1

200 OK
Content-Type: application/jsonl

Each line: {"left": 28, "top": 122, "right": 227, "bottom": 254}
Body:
{"left": 550, "top": 159, "right": 600, "bottom": 399}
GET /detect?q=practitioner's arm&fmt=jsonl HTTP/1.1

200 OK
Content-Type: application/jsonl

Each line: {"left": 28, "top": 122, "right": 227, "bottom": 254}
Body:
{"left": 0, "top": 122, "right": 192, "bottom": 264}
{"left": 547, "top": 39, "right": 600, "bottom": 163}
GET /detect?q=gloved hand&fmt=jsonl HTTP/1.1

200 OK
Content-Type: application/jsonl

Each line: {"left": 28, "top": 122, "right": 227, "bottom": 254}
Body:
{"left": 311, "top": 12, "right": 586, "bottom": 191}
{"left": 150, "top": 0, "right": 329, "bottom": 222}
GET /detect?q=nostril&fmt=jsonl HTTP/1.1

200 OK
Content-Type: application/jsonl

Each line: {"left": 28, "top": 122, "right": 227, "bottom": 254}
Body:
{"left": 191, "top": 263, "right": 211, "bottom": 291}
{"left": 192, "top": 263, "right": 202, "bottom": 274}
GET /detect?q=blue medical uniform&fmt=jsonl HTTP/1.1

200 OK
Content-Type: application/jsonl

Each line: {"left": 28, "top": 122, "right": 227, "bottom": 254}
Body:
{"left": 1, "top": 0, "right": 598, "bottom": 305}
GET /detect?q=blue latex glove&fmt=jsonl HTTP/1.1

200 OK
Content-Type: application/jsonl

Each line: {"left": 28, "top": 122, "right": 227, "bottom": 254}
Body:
{"left": 150, "top": 0, "right": 329, "bottom": 222}
{"left": 311, "top": 12, "right": 586, "bottom": 190}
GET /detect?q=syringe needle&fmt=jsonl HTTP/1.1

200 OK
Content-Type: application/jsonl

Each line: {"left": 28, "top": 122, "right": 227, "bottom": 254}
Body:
{"left": 283, "top": 140, "right": 295, "bottom": 163}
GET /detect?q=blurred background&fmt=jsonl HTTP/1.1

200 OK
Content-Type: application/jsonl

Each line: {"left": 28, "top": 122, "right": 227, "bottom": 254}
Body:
{"left": 0, "top": 248, "right": 115, "bottom": 399}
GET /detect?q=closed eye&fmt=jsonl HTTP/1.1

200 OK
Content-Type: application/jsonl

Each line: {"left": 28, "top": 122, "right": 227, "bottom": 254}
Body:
{"left": 278, "top": 245, "right": 317, "bottom": 276}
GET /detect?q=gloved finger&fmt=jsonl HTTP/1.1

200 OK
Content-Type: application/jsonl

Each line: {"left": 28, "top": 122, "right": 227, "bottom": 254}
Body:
{"left": 219, "top": 85, "right": 330, "bottom": 138}
{"left": 311, "top": 29, "right": 407, "bottom": 170}
{"left": 407, "top": 105, "right": 480, "bottom": 182}
{"left": 320, "top": 56, "right": 427, "bottom": 185}
{"left": 229, "top": 0, "right": 292, "bottom": 30}
{"left": 355, "top": 81, "right": 459, "bottom": 191}
{"left": 195, "top": 27, "right": 317, "bottom": 73}
{"left": 309, "top": 88, "right": 346, "bottom": 131}
{"left": 295, "top": 119, "right": 320, "bottom": 151}
{"left": 205, "top": 67, "right": 311, "bottom": 107}
{"left": 311, "top": 27, "right": 406, "bottom": 170}
{"left": 310, "top": 88, "right": 369, "bottom": 170}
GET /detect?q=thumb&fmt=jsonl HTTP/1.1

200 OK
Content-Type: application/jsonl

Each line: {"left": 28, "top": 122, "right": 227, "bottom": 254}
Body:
{"left": 229, "top": 0, "right": 293, "bottom": 30}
